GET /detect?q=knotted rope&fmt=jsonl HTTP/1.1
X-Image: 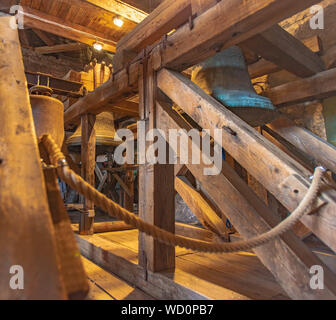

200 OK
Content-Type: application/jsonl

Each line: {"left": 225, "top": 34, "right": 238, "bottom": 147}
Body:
{"left": 41, "top": 134, "right": 326, "bottom": 254}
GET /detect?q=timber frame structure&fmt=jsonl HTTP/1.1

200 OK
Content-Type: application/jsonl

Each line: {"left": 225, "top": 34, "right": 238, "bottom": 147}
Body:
{"left": 2, "top": 0, "right": 336, "bottom": 300}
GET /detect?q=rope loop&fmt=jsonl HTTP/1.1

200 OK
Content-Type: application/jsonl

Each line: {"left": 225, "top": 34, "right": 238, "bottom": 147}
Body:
{"left": 41, "top": 134, "right": 326, "bottom": 254}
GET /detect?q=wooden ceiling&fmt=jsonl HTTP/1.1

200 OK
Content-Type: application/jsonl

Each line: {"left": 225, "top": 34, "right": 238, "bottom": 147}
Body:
{"left": 1, "top": 0, "right": 165, "bottom": 54}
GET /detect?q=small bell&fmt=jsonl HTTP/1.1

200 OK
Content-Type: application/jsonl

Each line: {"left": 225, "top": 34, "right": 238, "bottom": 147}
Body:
{"left": 29, "top": 85, "right": 64, "bottom": 147}
{"left": 66, "top": 112, "right": 121, "bottom": 149}
{"left": 192, "top": 46, "right": 279, "bottom": 127}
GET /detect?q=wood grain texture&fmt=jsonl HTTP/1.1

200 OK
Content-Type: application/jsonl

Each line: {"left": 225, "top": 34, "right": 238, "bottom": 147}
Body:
{"left": 138, "top": 58, "right": 175, "bottom": 272}
{"left": 243, "top": 25, "right": 325, "bottom": 78}
{"left": 79, "top": 113, "right": 96, "bottom": 235}
{"left": 157, "top": 68, "right": 336, "bottom": 255}
{"left": 156, "top": 94, "right": 336, "bottom": 300}
{"left": 265, "top": 67, "right": 336, "bottom": 107}
{"left": 0, "top": 17, "right": 66, "bottom": 299}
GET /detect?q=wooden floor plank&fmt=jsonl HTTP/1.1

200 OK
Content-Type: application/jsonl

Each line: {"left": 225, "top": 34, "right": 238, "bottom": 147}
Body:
{"left": 77, "top": 230, "right": 290, "bottom": 300}
{"left": 177, "top": 253, "right": 288, "bottom": 300}
{"left": 99, "top": 229, "right": 193, "bottom": 258}
{"left": 82, "top": 256, "right": 154, "bottom": 300}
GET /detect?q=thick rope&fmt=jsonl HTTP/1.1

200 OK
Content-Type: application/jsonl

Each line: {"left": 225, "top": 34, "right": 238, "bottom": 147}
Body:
{"left": 41, "top": 135, "right": 326, "bottom": 254}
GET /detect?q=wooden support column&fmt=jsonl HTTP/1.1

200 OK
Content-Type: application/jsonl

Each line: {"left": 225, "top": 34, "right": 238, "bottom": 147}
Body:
{"left": 123, "top": 165, "right": 135, "bottom": 212}
{"left": 0, "top": 17, "right": 66, "bottom": 299}
{"left": 138, "top": 57, "right": 175, "bottom": 272}
{"left": 79, "top": 113, "right": 96, "bottom": 235}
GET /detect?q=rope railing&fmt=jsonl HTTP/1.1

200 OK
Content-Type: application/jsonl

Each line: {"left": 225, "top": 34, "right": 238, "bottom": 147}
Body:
{"left": 41, "top": 134, "right": 326, "bottom": 254}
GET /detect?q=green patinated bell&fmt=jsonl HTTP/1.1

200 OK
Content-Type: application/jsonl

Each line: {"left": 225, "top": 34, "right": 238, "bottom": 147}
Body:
{"left": 191, "top": 46, "right": 279, "bottom": 127}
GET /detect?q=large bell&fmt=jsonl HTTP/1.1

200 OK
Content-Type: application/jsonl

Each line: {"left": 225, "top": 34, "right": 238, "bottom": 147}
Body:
{"left": 191, "top": 46, "right": 278, "bottom": 127}
{"left": 30, "top": 85, "right": 64, "bottom": 147}
{"left": 66, "top": 112, "right": 121, "bottom": 149}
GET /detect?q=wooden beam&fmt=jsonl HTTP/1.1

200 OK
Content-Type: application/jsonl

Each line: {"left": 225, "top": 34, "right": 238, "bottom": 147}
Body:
{"left": 64, "top": 62, "right": 139, "bottom": 125}
{"left": 123, "top": 164, "right": 134, "bottom": 211}
{"left": 112, "top": 173, "right": 132, "bottom": 198}
{"left": 157, "top": 68, "right": 336, "bottom": 254}
{"left": 265, "top": 67, "right": 336, "bottom": 108}
{"left": 20, "top": 6, "right": 116, "bottom": 52}
{"left": 100, "top": 101, "right": 139, "bottom": 117}
{"left": 0, "top": 17, "right": 66, "bottom": 299}
{"left": 32, "top": 29, "right": 55, "bottom": 46}
{"left": 242, "top": 25, "right": 325, "bottom": 78}
{"left": 248, "top": 36, "right": 323, "bottom": 79}
{"left": 85, "top": 0, "right": 147, "bottom": 23}
{"left": 116, "top": 0, "right": 192, "bottom": 62}
{"left": 39, "top": 143, "right": 89, "bottom": 299}
{"left": 64, "top": 0, "right": 321, "bottom": 125}
{"left": 35, "top": 43, "right": 87, "bottom": 55}
{"left": 156, "top": 97, "right": 336, "bottom": 300}
{"left": 175, "top": 177, "right": 228, "bottom": 238}
{"left": 151, "top": 0, "right": 322, "bottom": 71}
{"left": 138, "top": 58, "right": 175, "bottom": 272}
{"left": 93, "top": 221, "right": 135, "bottom": 233}
{"left": 79, "top": 114, "right": 96, "bottom": 235}
{"left": 266, "top": 117, "right": 336, "bottom": 174}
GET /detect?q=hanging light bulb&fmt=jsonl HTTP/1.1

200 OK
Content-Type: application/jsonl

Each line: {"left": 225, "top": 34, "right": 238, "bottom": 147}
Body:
{"left": 93, "top": 42, "right": 103, "bottom": 51}
{"left": 113, "top": 16, "right": 124, "bottom": 27}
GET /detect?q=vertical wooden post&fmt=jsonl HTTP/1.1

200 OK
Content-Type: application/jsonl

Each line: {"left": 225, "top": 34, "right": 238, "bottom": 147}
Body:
{"left": 138, "top": 57, "right": 175, "bottom": 272}
{"left": 124, "top": 164, "right": 134, "bottom": 212}
{"left": 79, "top": 113, "right": 96, "bottom": 235}
{"left": 0, "top": 17, "right": 66, "bottom": 299}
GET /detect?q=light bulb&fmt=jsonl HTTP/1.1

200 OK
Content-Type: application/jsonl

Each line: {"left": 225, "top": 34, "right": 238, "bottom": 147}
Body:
{"left": 113, "top": 17, "right": 124, "bottom": 27}
{"left": 93, "top": 42, "right": 103, "bottom": 51}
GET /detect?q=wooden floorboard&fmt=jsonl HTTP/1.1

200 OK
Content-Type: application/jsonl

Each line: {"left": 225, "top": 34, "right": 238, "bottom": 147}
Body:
{"left": 77, "top": 229, "right": 293, "bottom": 300}
{"left": 82, "top": 256, "right": 155, "bottom": 300}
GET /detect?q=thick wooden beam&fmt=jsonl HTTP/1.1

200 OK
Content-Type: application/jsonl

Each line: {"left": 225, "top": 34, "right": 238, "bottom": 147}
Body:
{"left": 138, "top": 58, "right": 175, "bottom": 272}
{"left": 157, "top": 68, "right": 336, "bottom": 254}
{"left": 20, "top": 6, "right": 116, "bottom": 52}
{"left": 175, "top": 177, "right": 227, "bottom": 238}
{"left": 64, "top": 62, "right": 139, "bottom": 125}
{"left": 39, "top": 144, "right": 89, "bottom": 299}
{"left": 265, "top": 67, "right": 336, "bottom": 108}
{"left": 79, "top": 114, "right": 96, "bottom": 235}
{"left": 156, "top": 98, "right": 336, "bottom": 299}
{"left": 85, "top": 0, "right": 147, "bottom": 23}
{"left": 266, "top": 118, "right": 336, "bottom": 174}
{"left": 116, "top": 0, "right": 192, "bottom": 58}
{"left": 151, "top": 0, "right": 322, "bottom": 71}
{"left": 0, "top": 17, "right": 66, "bottom": 299}
{"left": 32, "top": 29, "right": 55, "bottom": 46}
{"left": 248, "top": 36, "right": 323, "bottom": 79}
{"left": 123, "top": 165, "right": 134, "bottom": 212}
{"left": 35, "top": 43, "right": 87, "bottom": 55}
{"left": 99, "top": 101, "right": 139, "bottom": 117}
{"left": 64, "top": 0, "right": 321, "bottom": 125}
{"left": 242, "top": 25, "right": 325, "bottom": 78}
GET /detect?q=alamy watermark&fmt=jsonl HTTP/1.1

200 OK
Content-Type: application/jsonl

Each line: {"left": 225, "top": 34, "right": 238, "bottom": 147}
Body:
{"left": 113, "top": 121, "right": 223, "bottom": 176}
{"left": 310, "top": 5, "right": 324, "bottom": 30}
{"left": 9, "top": 265, "right": 24, "bottom": 290}
{"left": 6, "top": 5, "right": 24, "bottom": 30}
{"left": 309, "top": 265, "right": 324, "bottom": 290}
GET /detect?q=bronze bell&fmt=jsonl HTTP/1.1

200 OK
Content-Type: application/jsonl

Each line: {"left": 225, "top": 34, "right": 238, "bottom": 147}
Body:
{"left": 66, "top": 112, "right": 121, "bottom": 148}
{"left": 29, "top": 85, "right": 64, "bottom": 147}
{"left": 192, "top": 46, "right": 279, "bottom": 127}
